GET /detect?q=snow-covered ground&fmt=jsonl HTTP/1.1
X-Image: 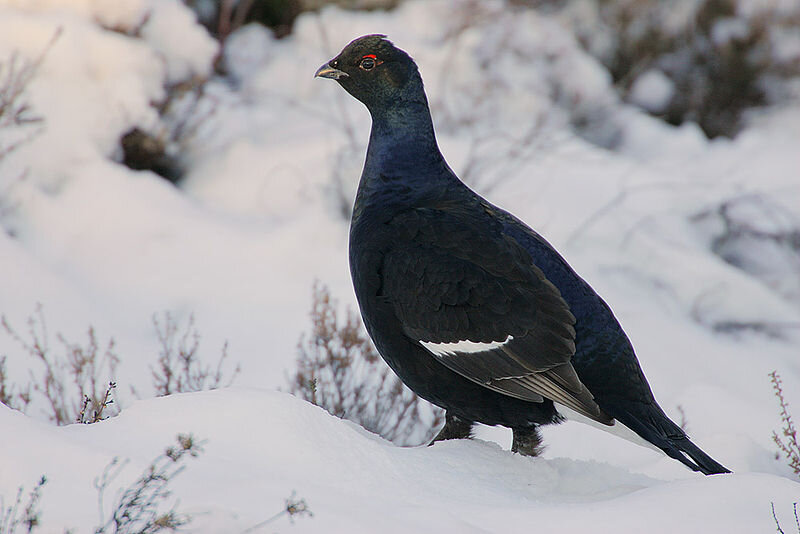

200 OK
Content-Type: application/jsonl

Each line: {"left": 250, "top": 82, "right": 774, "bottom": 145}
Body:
{"left": 4, "top": 389, "right": 800, "bottom": 533}
{"left": 1, "top": 0, "right": 799, "bottom": 532}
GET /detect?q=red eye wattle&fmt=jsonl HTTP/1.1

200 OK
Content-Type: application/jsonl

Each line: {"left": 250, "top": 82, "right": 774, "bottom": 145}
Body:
{"left": 359, "top": 54, "right": 381, "bottom": 71}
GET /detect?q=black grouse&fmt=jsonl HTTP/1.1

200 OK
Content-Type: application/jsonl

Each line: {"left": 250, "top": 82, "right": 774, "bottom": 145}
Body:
{"left": 315, "top": 34, "right": 729, "bottom": 475}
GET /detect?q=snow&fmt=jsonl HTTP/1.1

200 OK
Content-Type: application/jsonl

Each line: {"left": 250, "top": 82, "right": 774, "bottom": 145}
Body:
{"left": 628, "top": 70, "right": 675, "bottom": 113}
{"left": 711, "top": 17, "right": 750, "bottom": 46}
{"left": 1, "top": 0, "right": 799, "bottom": 532}
{"left": 2, "top": 390, "right": 800, "bottom": 533}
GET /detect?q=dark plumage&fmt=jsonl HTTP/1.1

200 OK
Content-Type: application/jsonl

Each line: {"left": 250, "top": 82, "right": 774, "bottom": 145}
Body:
{"left": 315, "top": 35, "right": 729, "bottom": 475}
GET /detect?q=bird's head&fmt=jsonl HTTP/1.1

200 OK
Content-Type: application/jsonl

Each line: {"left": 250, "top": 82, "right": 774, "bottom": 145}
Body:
{"left": 315, "top": 35, "right": 421, "bottom": 112}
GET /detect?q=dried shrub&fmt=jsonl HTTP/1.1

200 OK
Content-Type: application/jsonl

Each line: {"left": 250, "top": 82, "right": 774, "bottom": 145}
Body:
{"left": 770, "top": 370, "right": 800, "bottom": 478}
{"left": 77, "top": 381, "right": 117, "bottom": 425}
{"left": 771, "top": 501, "right": 800, "bottom": 534}
{"left": 241, "top": 491, "right": 313, "bottom": 533}
{"left": 1, "top": 434, "right": 307, "bottom": 533}
{"left": 289, "top": 281, "right": 443, "bottom": 446}
{"left": 150, "top": 312, "right": 240, "bottom": 396}
{"left": 0, "top": 476, "right": 47, "bottom": 534}
{"left": 0, "top": 30, "right": 59, "bottom": 162}
{"left": 187, "top": 0, "right": 402, "bottom": 43}
{"left": 564, "top": 0, "right": 800, "bottom": 137}
{"left": 98, "top": 10, "right": 212, "bottom": 183}
{"left": 117, "top": 74, "right": 215, "bottom": 184}
{"left": 0, "top": 306, "right": 120, "bottom": 425}
{"left": 0, "top": 31, "right": 60, "bottom": 235}
{"left": 0, "top": 307, "right": 241, "bottom": 425}
{"left": 0, "top": 436, "right": 203, "bottom": 533}
{"left": 184, "top": 0, "right": 301, "bottom": 43}
{"left": 94, "top": 434, "right": 204, "bottom": 534}
{"left": 0, "top": 356, "right": 31, "bottom": 413}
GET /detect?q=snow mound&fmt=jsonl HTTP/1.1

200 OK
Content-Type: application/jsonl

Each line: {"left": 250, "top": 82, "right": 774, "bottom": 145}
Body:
{"left": 2, "top": 389, "right": 799, "bottom": 533}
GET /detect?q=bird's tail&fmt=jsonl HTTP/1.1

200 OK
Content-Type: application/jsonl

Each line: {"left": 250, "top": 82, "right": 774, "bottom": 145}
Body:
{"left": 615, "top": 405, "right": 730, "bottom": 475}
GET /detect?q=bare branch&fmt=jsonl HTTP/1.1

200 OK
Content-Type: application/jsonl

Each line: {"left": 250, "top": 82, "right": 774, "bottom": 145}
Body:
{"left": 289, "top": 281, "right": 443, "bottom": 446}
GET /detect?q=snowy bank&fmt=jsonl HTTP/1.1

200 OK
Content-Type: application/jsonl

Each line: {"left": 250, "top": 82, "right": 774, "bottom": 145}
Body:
{"left": 2, "top": 389, "right": 800, "bottom": 533}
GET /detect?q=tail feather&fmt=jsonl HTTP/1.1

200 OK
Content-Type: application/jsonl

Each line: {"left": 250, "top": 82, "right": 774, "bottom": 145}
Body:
{"left": 614, "top": 404, "right": 730, "bottom": 475}
{"left": 669, "top": 434, "right": 731, "bottom": 475}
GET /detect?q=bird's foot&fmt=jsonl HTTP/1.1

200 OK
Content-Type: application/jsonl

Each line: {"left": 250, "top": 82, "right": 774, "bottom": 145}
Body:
{"left": 429, "top": 412, "right": 474, "bottom": 446}
{"left": 511, "top": 426, "right": 544, "bottom": 457}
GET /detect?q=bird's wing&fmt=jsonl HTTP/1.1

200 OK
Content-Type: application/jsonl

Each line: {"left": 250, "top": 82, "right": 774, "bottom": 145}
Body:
{"left": 382, "top": 204, "right": 612, "bottom": 425}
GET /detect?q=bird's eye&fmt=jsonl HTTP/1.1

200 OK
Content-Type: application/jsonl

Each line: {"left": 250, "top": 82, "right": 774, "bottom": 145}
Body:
{"left": 360, "top": 57, "right": 376, "bottom": 70}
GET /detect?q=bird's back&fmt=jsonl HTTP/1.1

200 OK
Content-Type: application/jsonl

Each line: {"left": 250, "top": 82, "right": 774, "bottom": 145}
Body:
{"left": 488, "top": 205, "right": 657, "bottom": 405}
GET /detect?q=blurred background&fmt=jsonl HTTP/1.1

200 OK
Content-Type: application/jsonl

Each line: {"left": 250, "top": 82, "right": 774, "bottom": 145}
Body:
{"left": 186, "top": 0, "right": 800, "bottom": 138}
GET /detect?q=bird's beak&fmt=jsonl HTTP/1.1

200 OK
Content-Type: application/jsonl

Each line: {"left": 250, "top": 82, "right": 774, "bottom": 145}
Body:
{"left": 315, "top": 62, "right": 349, "bottom": 80}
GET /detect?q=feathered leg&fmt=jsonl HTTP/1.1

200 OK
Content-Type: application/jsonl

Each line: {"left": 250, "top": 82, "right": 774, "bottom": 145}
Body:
{"left": 429, "top": 411, "right": 474, "bottom": 445}
{"left": 512, "top": 426, "right": 544, "bottom": 457}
